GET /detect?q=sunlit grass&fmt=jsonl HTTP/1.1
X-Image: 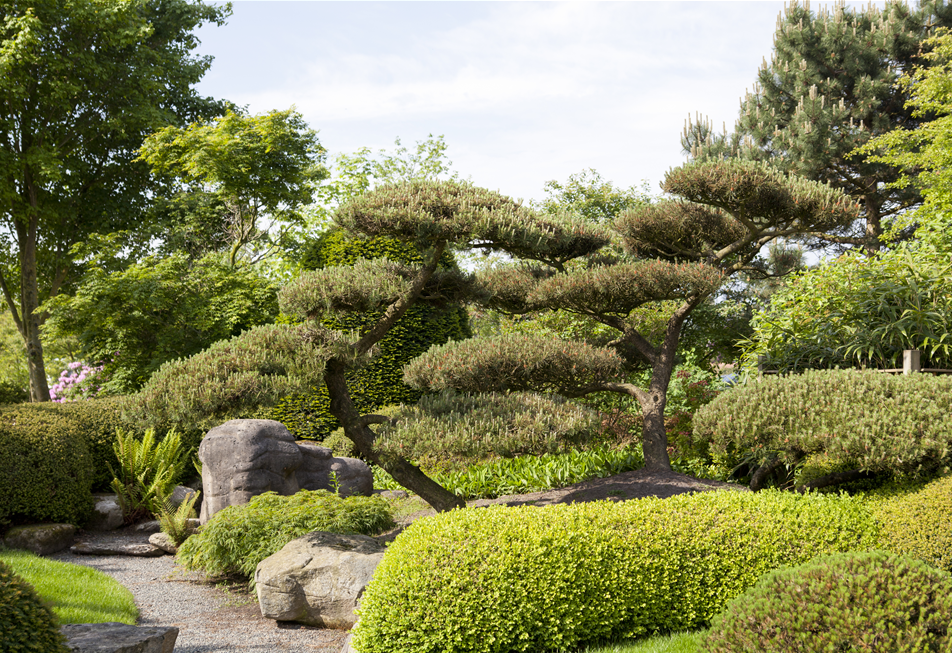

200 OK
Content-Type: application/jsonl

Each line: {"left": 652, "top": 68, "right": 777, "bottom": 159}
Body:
{"left": 0, "top": 547, "right": 138, "bottom": 625}
{"left": 579, "top": 630, "right": 707, "bottom": 653}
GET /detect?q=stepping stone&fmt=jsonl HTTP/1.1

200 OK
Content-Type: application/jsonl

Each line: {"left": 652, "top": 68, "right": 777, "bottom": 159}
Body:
{"left": 70, "top": 542, "right": 165, "bottom": 557}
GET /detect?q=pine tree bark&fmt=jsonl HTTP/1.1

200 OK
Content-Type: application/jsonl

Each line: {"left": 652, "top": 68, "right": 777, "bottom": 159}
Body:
{"left": 324, "top": 360, "right": 464, "bottom": 512}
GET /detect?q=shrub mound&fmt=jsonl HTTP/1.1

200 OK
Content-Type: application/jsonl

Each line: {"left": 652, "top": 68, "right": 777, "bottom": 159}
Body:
{"left": 693, "top": 369, "right": 952, "bottom": 481}
{"left": 875, "top": 474, "right": 952, "bottom": 572}
{"left": 177, "top": 490, "right": 394, "bottom": 584}
{"left": 703, "top": 551, "right": 952, "bottom": 652}
{"left": 0, "top": 560, "right": 70, "bottom": 653}
{"left": 352, "top": 490, "right": 879, "bottom": 653}
{"left": 0, "top": 405, "right": 96, "bottom": 526}
{"left": 372, "top": 391, "right": 605, "bottom": 468}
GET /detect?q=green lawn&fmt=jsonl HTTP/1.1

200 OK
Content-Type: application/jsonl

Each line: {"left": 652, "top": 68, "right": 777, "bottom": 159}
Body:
{"left": 581, "top": 630, "right": 706, "bottom": 653}
{"left": 0, "top": 547, "right": 138, "bottom": 625}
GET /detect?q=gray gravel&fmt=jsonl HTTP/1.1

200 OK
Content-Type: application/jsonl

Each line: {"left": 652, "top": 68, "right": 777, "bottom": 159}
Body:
{"left": 49, "top": 529, "right": 348, "bottom": 653}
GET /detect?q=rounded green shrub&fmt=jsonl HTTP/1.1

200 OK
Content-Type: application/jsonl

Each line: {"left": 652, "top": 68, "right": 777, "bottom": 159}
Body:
{"left": 177, "top": 490, "right": 395, "bottom": 585}
{"left": 263, "top": 229, "right": 471, "bottom": 440}
{"left": 702, "top": 551, "right": 952, "bottom": 652}
{"left": 875, "top": 474, "right": 952, "bottom": 572}
{"left": 0, "top": 381, "right": 28, "bottom": 405}
{"left": 0, "top": 404, "right": 95, "bottom": 526}
{"left": 0, "top": 560, "right": 70, "bottom": 653}
{"left": 352, "top": 489, "right": 880, "bottom": 653}
{"left": 54, "top": 397, "right": 128, "bottom": 491}
{"left": 693, "top": 369, "right": 952, "bottom": 483}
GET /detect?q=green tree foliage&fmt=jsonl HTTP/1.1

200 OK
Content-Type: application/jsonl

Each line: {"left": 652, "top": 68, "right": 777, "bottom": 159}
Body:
{"left": 693, "top": 369, "right": 952, "bottom": 490}
{"left": 858, "top": 28, "right": 952, "bottom": 252}
{"left": 139, "top": 107, "right": 329, "bottom": 267}
{"left": 42, "top": 252, "right": 279, "bottom": 394}
{"left": 0, "top": 0, "right": 229, "bottom": 401}
{"left": 265, "top": 229, "right": 470, "bottom": 440}
{"left": 741, "top": 245, "right": 952, "bottom": 372}
{"left": 685, "top": 0, "right": 952, "bottom": 252}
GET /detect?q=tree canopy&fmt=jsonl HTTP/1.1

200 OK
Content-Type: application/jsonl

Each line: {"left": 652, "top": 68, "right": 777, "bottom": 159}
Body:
{"left": 0, "top": 0, "right": 229, "bottom": 400}
{"left": 684, "top": 0, "right": 952, "bottom": 252}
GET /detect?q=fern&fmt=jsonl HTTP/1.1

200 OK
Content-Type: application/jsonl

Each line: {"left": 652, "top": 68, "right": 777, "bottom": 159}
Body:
{"left": 157, "top": 490, "right": 201, "bottom": 546}
{"left": 107, "top": 428, "right": 191, "bottom": 524}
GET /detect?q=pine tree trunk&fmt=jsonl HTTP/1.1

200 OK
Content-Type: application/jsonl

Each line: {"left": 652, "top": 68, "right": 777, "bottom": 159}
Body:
{"left": 864, "top": 193, "right": 882, "bottom": 254}
{"left": 17, "top": 213, "right": 50, "bottom": 402}
{"left": 323, "top": 360, "right": 464, "bottom": 512}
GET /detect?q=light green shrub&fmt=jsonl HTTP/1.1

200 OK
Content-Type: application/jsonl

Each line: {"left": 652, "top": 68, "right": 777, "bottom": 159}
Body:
{"left": 875, "top": 474, "right": 952, "bottom": 572}
{"left": 177, "top": 490, "right": 394, "bottom": 585}
{"left": 693, "top": 369, "right": 952, "bottom": 483}
{"left": 0, "top": 560, "right": 70, "bottom": 653}
{"left": 353, "top": 490, "right": 880, "bottom": 653}
{"left": 373, "top": 391, "right": 605, "bottom": 468}
{"left": 703, "top": 551, "right": 952, "bottom": 652}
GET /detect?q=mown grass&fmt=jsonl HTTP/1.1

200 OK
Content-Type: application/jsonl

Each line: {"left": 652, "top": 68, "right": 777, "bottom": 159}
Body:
{"left": 0, "top": 547, "right": 138, "bottom": 625}
{"left": 580, "top": 630, "right": 706, "bottom": 653}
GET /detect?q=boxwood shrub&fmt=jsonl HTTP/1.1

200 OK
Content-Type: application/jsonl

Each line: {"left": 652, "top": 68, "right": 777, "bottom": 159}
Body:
{"left": 0, "top": 404, "right": 96, "bottom": 526}
{"left": 874, "top": 474, "right": 952, "bottom": 572}
{"left": 353, "top": 490, "right": 880, "bottom": 653}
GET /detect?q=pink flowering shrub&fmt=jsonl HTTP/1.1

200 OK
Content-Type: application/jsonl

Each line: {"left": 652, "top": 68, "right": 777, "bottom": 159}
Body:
{"left": 49, "top": 361, "right": 104, "bottom": 402}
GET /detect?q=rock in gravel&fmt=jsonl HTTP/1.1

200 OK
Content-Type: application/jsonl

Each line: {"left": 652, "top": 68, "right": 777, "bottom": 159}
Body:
{"left": 87, "top": 494, "right": 124, "bottom": 531}
{"left": 340, "top": 633, "right": 355, "bottom": 653}
{"left": 199, "top": 419, "right": 373, "bottom": 524}
{"left": 61, "top": 622, "right": 178, "bottom": 653}
{"left": 3, "top": 523, "right": 75, "bottom": 555}
{"left": 255, "top": 531, "right": 385, "bottom": 629}
{"left": 134, "top": 520, "right": 162, "bottom": 533}
{"left": 71, "top": 542, "right": 165, "bottom": 557}
{"left": 148, "top": 532, "right": 177, "bottom": 555}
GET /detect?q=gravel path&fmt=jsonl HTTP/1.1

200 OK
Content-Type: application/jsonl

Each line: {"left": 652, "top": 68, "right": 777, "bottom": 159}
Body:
{"left": 49, "top": 529, "right": 348, "bottom": 653}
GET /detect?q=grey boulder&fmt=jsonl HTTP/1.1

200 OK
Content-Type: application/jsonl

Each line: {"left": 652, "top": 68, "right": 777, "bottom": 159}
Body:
{"left": 61, "top": 623, "right": 178, "bottom": 653}
{"left": 87, "top": 494, "right": 124, "bottom": 531}
{"left": 255, "top": 531, "right": 385, "bottom": 629}
{"left": 199, "top": 419, "right": 373, "bottom": 524}
{"left": 3, "top": 523, "right": 75, "bottom": 555}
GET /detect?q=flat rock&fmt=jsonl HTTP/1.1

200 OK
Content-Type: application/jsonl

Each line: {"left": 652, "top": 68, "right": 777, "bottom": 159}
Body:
{"left": 70, "top": 542, "right": 165, "bottom": 557}
{"left": 4, "top": 523, "right": 76, "bottom": 555}
{"left": 61, "top": 622, "right": 178, "bottom": 653}
{"left": 340, "top": 632, "right": 355, "bottom": 653}
{"left": 255, "top": 531, "right": 385, "bottom": 629}
{"left": 134, "top": 520, "right": 162, "bottom": 533}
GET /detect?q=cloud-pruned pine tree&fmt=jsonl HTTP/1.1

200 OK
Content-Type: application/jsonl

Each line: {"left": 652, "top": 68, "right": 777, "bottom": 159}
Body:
{"left": 683, "top": 0, "right": 952, "bottom": 253}
{"left": 129, "top": 169, "right": 857, "bottom": 511}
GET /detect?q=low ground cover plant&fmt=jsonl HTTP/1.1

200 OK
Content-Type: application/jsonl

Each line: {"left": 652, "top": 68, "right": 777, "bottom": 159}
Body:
{"left": 0, "top": 548, "right": 138, "bottom": 625}
{"left": 372, "top": 445, "right": 646, "bottom": 499}
{"left": 177, "top": 490, "right": 394, "bottom": 586}
{"left": 353, "top": 489, "right": 879, "bottom": 653}
{"left": 693, "top": 369, "right": 952, "bottom": 489}
{"left": 0, "top": 559, "right": 70, "bottom": 653}
{"left": 703, "top": 550, "right": 952, "bottom": 652}
{"left": 874, "top": 474, "right": 952, "bottom": 572}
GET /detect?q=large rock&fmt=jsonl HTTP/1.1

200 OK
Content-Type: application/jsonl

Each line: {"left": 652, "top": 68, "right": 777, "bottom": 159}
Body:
{"left": 4, "top": 523, "right": 75, "bottom": 555}
{"left": 61, "top": 623, "right": 178, "bottom": 653}
{"left": 255, "top": 531, "right": 385, "bottom": 629}
{"left": 87, "top": 494, "right": 124, "bottom": 531}
{"left": 199, "top": 419, "right": 373, "bottom": 523}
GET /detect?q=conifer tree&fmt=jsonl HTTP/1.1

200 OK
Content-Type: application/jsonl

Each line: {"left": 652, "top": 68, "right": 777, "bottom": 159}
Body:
{"left": 128, "top": 168, "right": 858, "bottom": 512}
{"left": 684, "top": 0, "right": 952, "bottom": 253}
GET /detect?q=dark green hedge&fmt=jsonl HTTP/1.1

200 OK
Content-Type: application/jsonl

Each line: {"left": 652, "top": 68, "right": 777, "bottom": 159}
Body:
{"left": 264, "top": 229, "right": 471, "bottom": 440}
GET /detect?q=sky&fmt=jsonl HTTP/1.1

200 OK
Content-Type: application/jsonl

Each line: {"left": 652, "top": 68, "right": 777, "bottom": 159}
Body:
{"left": 191, "top": 1, "right": 855, "bottom": 204}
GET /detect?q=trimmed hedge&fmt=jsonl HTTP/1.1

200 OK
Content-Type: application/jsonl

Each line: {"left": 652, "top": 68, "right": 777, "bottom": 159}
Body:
{"left": 0, "top": 560, "right": 70, "bottom": 653}
{"left": 875, "top": 474, "right": 952, "bottom": 572}
{"left": 264, "top": 229, "right": 470, "bottom": 440}
{"left": 703, "top": 551, "right": 952, "bottom": 652}
{"left": 353, "top": 490, "right": 880, "bottom": 653}
{"left": 693, "top": 369, "right": 952, "bottom": 480}
{"left": 0, "top": 404, "right": 96, "bottom": 526}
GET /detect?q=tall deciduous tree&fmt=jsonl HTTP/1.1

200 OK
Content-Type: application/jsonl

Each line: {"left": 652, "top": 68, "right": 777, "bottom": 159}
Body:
{"left": 0, "top": 0, "right": 229, "bottom": 401}
{"left": 139, "top": 107, "right": 329, "bottom": 267}
{"left": 684, "top": 0, "right": 952, "bottom": 253}
{"left": 127, "top": 166, "right": 857, "bottom": 512}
